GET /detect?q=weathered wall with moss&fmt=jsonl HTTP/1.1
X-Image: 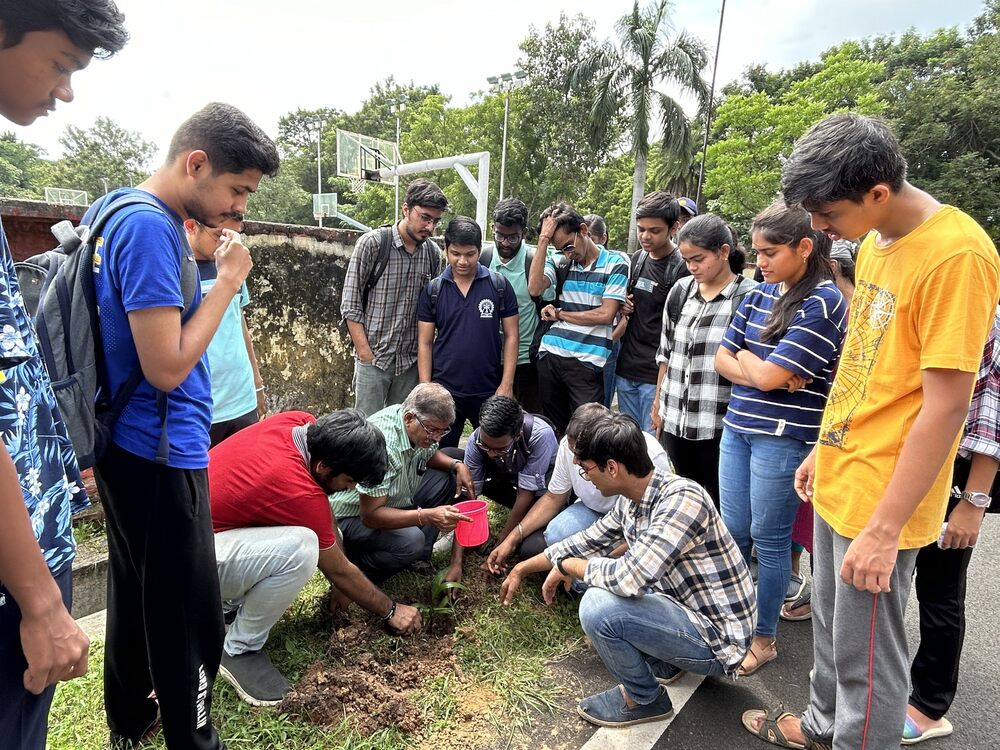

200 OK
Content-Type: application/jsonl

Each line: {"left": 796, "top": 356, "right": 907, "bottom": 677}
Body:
{"left": 241, "top": 221, "right": 361, "bottom": 415}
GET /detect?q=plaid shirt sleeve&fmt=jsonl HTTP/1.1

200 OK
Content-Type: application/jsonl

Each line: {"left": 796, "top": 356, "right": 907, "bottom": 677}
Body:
{"left": 545, "top": 500, "right": 626, "bottom": 564}
{"left": 656, "top": 287, "right": 679, "bottom": 366}
{"left": 960, "top": 310, "right": 1000, "bottom": 462}
{"left": 581, "top": 484, "right": 708, "bottom": 597}
{"left": 340, "top": 231, "right": 378, "bottom": 323}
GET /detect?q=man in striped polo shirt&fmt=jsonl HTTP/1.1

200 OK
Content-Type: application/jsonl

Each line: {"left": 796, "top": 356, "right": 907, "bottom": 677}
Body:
{"left": 527, "top": 203, "right": 629, "bottom": 435}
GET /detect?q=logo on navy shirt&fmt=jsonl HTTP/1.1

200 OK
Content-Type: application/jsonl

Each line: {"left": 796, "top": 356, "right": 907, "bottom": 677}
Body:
{"left": 479, "top": 298, "right": 495, "bottom": 318}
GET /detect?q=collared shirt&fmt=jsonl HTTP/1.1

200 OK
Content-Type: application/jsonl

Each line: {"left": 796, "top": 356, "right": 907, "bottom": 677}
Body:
{"left": 464, "top": 414, "right": 558, "bottom": 496}
{"left": 545, "top": 469, "right": 756, "bottom": 672}
{"left": 0, "top": 218, "right": 87, "bottom": 575}
{"left": 959, "top": 305, "right": 1000, "bottom": 463}
{"left": 539, "top": 246, "right": 628, "bottom": 370}
{"left": 340, "top": 224, "right": 442, "bottom": 375}
{"left": 656, "top": 275, "right": 758, "bottom": 440}
{"left": 328, "top": 404, "right": 436, "bottom": 518}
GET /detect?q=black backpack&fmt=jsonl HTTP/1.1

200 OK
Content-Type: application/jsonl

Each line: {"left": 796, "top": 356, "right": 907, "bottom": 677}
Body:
{"left": 15, "top": 192, "right": 196, "bottom": 469}
{"left": 665, "top": 274, "right": 755, "bottom": 327}
{"left": 360, "top": 225, "right": 443, "bottom": 313}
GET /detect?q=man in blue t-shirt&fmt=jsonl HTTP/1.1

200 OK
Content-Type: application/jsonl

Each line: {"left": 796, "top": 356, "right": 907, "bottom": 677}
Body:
{"left": 417, "top": 217, "right": 519, "bottom": 448}
{"left": 91, "top": 104, "right": 279, "bottom": 750}
{"left": 185, "top": 219, "right": 265, "bottom": 446}
{"left": 0, "top": 5, "right": 127, "bottom": 750}
{"left": 526, "top": 202, "right": 629, "bottom": 435}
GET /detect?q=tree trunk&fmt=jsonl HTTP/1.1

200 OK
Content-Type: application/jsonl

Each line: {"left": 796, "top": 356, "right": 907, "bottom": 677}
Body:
{"left": 627, "top": 149, "right": 649, "bottom": 254}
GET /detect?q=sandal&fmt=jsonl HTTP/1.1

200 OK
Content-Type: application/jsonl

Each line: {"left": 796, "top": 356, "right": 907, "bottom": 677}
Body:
{"left": 780, "top": 590, "right": 812, "bottom": 621}
{"left": 901, "top": 715, "right": 953, "bottom": 744}
{"left": 738, "top": 639, "right": 777, "bottom": 676}
{"left": 785, "top": 572, "right": 806, "bottom": 602}
{"left": 741, "top": 707, "right": 806, "bottom": 749}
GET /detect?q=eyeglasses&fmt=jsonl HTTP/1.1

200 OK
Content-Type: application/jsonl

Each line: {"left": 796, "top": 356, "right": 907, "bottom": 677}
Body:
{"left": 559, "top": 233, "right": 580, "bottom": 255}
{"left": 474, "top": 434, "right": 517, "bottom": 457}
{"left": 415, "top": 414, "right": 450, "bottom": 439}
{"left": 494, "top": 230, "right": 523, "bottom": 245}
{"left": 578, "top": 462, "right": 601, "bottom": 479}
{"left": 413, "top": 211, "right": 442, "bottom": 228}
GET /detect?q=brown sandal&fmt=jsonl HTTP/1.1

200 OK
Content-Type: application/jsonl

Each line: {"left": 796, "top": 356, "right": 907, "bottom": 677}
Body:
{"left": 738, "top": 639, "right": 777, "bottom": 676}
{"left": 741, "top": 707, "right": 806, "bottom": 749}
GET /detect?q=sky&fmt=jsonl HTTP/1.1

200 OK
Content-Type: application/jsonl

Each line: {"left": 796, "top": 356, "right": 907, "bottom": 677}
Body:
{"left": 10, "top": 0, "right": 989, "bottom": 161}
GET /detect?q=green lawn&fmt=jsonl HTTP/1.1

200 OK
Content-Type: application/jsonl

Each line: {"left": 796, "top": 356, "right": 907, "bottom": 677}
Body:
{"left": 49, "top": 511, "right": 582, "bottom": 750}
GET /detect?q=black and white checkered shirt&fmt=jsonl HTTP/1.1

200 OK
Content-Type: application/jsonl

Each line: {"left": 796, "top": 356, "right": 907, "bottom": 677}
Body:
{"left": 340, "top": 224, "right": 442, "bottom": 375}
{"left": 656, "top": 275, "right": 758, "bottom": 440}
{"left": 545, "top": 469, "right": 756, "bottom": 672}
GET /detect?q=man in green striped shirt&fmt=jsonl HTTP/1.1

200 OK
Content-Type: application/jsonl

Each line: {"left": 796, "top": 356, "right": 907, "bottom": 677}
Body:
{"left": 330, "top": 383, "right": 475, "bottom": 583}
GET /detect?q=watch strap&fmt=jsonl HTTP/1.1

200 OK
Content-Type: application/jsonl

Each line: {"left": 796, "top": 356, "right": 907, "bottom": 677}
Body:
{"left": 961, "top": 490, "right": 991, "bottom": 509}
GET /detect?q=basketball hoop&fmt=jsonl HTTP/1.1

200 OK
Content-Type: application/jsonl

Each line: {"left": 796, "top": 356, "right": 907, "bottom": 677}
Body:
{"left": 348, "top": 176, "right": 367, "bottom": 194}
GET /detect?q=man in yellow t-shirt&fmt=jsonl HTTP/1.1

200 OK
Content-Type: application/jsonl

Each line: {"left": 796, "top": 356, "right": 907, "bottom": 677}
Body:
{"left": 741, "top": 114, "right": 1000, "bottom": 750}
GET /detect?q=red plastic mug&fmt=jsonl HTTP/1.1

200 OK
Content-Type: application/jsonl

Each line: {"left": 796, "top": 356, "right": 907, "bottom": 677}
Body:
{"left": 453, "top": 499, "right": 489, "bottom": 547}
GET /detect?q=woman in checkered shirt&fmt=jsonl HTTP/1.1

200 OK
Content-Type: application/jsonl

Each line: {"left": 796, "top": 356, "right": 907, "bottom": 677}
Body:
{"left": 652, "top": 214, "right": 757, "bottom": 505}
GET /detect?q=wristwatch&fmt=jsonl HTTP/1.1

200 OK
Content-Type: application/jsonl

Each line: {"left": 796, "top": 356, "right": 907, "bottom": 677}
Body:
{"left": 961, "top": 490, "right": 991, "bottom": 509}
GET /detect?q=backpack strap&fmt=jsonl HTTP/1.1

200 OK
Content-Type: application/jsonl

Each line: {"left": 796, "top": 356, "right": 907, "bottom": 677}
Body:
{"left": 479, "top": 245, "right": 494, "bottom": 269}
{"left": 666, "top": 276, "right": 697, "bottom": 326}
{"left": 428, "top": 276, "right": 444, "bottom": 318}
{"left": 628, "top": 250, "right": 649, "bottom": 295}
{"left": 360, "top": 225, "right": 394, "bottom": 313}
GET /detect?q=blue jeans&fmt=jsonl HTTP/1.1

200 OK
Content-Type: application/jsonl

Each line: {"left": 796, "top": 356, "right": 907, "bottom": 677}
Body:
{"left": 614, "top": 375, "right": 656, "bottom": 434}
{"left": 543, "top": 501, "right": 604, "bottom": 546}
{"left": 579, "top": 587, "right": 727, "bottom": 704}
{"left": 718, "top": 426, "right": 810, "bottom": 638}
{"left": 603, "top": 340, "right": 621, "bottom": 407}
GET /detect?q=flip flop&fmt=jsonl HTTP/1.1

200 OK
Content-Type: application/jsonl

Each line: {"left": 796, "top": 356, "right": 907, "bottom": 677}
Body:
{"left": 741, "top": 707, "right": 806, "bottom": 749}
{"left": 780, "top": 590, "right": 812, "bottom": 621}
{"left": 901, "top": 715, "right": 953, "bottom": 744}
{"left": 738, "top": 640, "right": 777, "bottom": 676}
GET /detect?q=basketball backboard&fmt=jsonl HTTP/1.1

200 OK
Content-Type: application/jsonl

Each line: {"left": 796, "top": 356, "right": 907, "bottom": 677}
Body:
{"left": 44, "top": 187, "right": 88, "bottom": 206}
{"left": 312, "top": 192, "right": 338, "bottom": 220}
{"left": 336, "top": 129, "right": 399, "bottom": 184}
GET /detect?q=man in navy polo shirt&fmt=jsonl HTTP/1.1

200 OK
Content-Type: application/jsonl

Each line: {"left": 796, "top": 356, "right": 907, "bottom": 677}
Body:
{"left": 417, "top": 216, "right": 519, "bottom": 448}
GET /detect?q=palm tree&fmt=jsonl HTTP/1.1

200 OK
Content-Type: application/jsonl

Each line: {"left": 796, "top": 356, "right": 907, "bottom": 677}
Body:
{"left": 570, "top": 0, "right": 709, "bottom": 253}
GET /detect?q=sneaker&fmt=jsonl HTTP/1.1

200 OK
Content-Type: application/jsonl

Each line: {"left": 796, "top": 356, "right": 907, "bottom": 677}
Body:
{"left": 219, "top": 650, "right": 290, "bottom": 706}
{"left": 406, "top": 559, "right": 436, "bottom": 577}
{"left": 577, "top": 685, "right": 674, "bottom": 728}
{"left": 785, "top": 572, "right": 806, "bottom": 602}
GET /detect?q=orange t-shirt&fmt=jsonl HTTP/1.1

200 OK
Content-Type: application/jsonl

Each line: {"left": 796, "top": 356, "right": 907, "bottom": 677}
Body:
{"left": 813, "top": 206, "right": 1000, "bottom": 548}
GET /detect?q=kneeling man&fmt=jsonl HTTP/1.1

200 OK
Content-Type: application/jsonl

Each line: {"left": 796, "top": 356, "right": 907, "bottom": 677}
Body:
{"left": 209, "top": 409, "right": 422, "bottom": 706}
{"left": 500, "top": 413, "right": 755, "bottom": 727}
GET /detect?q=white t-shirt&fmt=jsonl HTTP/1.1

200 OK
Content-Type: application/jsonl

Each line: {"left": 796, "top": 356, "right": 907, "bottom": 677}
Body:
{"left": 548, "top": 432, "right": 673, "bottom": 514}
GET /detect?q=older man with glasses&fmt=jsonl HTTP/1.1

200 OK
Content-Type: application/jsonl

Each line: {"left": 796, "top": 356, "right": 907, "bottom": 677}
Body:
{"left": 329, "top": 384, "right": 475, "bottom": 583}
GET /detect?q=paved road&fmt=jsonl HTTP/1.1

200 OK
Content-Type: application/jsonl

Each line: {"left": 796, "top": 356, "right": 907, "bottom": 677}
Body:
{"left": 527, "top": 514, "right": 1000, "bottom": 750}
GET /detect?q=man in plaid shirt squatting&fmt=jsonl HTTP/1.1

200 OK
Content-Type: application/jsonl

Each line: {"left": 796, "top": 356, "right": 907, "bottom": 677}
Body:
{"left": 499, "top": 413, "right": 755, "bottom": 728}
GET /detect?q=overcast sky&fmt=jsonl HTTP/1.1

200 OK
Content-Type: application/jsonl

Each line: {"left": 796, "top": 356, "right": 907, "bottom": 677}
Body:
{"left": 9, "top": 0, "right": 988, "bottom": 160}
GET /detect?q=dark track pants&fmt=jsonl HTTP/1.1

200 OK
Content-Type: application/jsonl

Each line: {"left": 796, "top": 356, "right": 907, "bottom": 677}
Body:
{"left": 537, "top": 354, "right": 604, "bottom": 436}
{"left": 95, "top": 444, "right": 224, "bottom": 750}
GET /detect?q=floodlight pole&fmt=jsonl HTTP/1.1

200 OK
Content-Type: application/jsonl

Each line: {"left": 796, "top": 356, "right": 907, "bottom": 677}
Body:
{"left": 316, "top": 118, "right": 324, "bottom": 228}
{"left": 487, "top": 71, "right": 527, "bottom": 203}
{"left": 696, "top": 0, "right": 727, "bottom": 208}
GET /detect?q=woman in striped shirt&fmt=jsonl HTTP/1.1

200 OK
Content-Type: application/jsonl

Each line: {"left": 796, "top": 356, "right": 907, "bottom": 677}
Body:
{"left": 652, "top": 214, "right": 757, "bottom": 505}
{"left": 715, "top": 202, "right": 847, "bottom": 676}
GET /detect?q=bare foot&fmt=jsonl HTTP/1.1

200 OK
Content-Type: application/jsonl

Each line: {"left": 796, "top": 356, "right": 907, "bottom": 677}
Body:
{"left": 907, "top": 704, "right": 948, "bottom": 734}
{"left": 747, "top": 711, "right": 807, "bottom": 746}
{"left": 783, "top": 601, "right": 811, "bottom": 619}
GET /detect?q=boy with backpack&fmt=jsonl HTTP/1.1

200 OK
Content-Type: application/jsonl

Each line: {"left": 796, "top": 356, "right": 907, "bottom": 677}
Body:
{"left": 0, "top": 4, "right": 127, "bottom": 749}
{"left": 416, "top": 217, "right": 519, "bottom": 448}
{"left": 90, "top": 103, "right": 279, "bottom": 750}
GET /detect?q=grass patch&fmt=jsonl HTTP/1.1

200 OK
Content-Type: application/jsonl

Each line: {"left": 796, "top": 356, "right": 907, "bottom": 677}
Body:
{"left": 49, "top": 513, "right": 582, "bottom": 749}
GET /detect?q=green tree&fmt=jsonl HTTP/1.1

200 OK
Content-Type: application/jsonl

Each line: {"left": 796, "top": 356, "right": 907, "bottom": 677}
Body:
{"left": 52, "top": 117, "right": 157, "bottom": 200}
{"left": 569, "top": 0, "right": 709, "bottom": 252}
{"left": 245, "top": 162, "right": 313, "bottom": 225}
{"left": 0, "top": 133, "right": 53, "bottom": 199}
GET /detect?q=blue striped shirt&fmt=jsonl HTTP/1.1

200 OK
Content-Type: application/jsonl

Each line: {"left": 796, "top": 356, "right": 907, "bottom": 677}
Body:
{"left": 539, "top": 247, "right": 628, "bottom": 369}
{"left": 721, "top": 280, "right": 846, "bottom": 443}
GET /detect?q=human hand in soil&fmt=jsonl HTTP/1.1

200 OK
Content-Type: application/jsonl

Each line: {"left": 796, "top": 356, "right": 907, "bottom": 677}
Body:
{"left": 483, "top": 536, "right": 514, "bottom": 575}
{"left": 442, "top": 564, "right": 464, "bottom": 600}
{"left": 541, "top": 567, "right": 573, "bottom": 605}
{"left": 499, "top": 567, "right": 524, "bottom": 605}
{"left": 425, "top": 505, "right": 472, "bottom": 532}
{"left": 387, "top": 603, "right": 422, "bottom": 635}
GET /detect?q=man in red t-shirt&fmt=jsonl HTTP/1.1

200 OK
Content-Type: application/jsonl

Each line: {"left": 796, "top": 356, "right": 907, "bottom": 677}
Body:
{"left": 209, "top": 409, "right": 422, "bottom": 706}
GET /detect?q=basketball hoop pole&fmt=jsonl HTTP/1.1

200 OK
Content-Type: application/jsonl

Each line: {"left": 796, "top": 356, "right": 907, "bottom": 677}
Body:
{"left": 315, "top": 118, "right": 324, "bottom": 228}
{"left": 378, "top": 151, "right": 491, "bottom": 231}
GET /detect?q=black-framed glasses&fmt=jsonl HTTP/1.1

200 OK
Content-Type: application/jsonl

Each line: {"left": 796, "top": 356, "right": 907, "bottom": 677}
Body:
{"left": 415, "top": 414, "right": 450, "bottom": 439}
{"left": 559, "top": 232, "right": 580, "bottom": 254}
{"left": 474, "top": 434, "right": 517, "bottom": 457}
{"left": 494, "top": 229, "right": 523, "bottom": 245}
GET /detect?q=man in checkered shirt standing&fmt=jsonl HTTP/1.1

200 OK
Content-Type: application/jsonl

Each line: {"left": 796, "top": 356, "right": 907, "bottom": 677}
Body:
{"left": 500, "top": 413, "right": 755, "bottom": 728}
